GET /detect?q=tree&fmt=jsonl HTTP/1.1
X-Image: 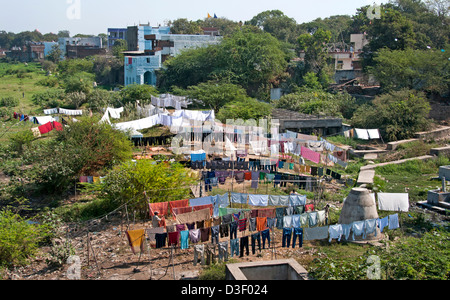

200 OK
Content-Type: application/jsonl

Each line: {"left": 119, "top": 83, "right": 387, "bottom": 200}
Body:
{"left": 247, "top": 10, "right": 300, "bottom": 44}
{"left": 159, "top": 27, "right": 289, "bottom": 99}
{"left": 62, "top": 71, "right": 95, "bottom": 95}
{"left": 24, "top": 117, "right": 133, "bottom": 194}
{"left": 216, "top": 97, "right": 273, "bottom": 122}
{"left": 111, "top": 39, "right": 127, "bottom": 60}
{"left": 185, "top": 81, "right": 249, "bottom": 112}
{"left": 370, "top": 47, "right": 450, "bottom": 98}
{"left": 273, "top": 89, "right": 356, "bottom": 119}
{"left": 168, "top": 18, "right": 203, "bottom": 34}
{"left": 100, "top": 160, "right": 197, "bottom": 217}
{"left": 216, "top": 27, "right": 289, "bottom": 98}
{"left": 297, "top": 28, "right": 333, "bottom": 87}
{"left": 120, "top": 83, "right": 159, "bottom": 105}
{"left": 298, "top": 28, "right": 332, "bottom": 73}
{"left": 351, "top": 89, "right": 431, "bottom": 141}
{"left": 46, "top": 44, "right": 63, "bottom": 64}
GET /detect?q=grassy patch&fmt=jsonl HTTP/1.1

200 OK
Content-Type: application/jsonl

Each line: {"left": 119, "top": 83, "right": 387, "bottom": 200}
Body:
{"left": 375, "top": 155, "right": 450, "bottom": 202}
{"left": 0, "top": 62, "right": 49, "bottom": 114}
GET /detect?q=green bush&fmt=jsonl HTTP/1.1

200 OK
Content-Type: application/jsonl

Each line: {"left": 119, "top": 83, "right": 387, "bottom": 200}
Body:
{"left": 100, "top": 159, "right": 197, "bottom": 218}
{"left": 0, "top": 96, "right": 19, "bottom": 108}
{"left": 31, "top": 89, "right": 66, "bottom": 108}
{"left": 351, "top": 89, "right": 431, "bottom": 142}
{"left": 0, "top": 210, "right": 43, "bottom": 267}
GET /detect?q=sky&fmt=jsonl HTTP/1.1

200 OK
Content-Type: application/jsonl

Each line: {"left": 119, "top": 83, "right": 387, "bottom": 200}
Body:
{"left": 0, "top": 0, "right": 385, "bottom": 35}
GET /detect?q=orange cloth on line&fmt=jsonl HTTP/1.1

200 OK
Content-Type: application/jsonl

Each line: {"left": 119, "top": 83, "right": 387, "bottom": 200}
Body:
{"left": 256, "top": 217, "right": 267, "bottom": 232}
{"left": 149, "top": 202, "right": 169, "bottom": 217}
{"left": 159, "top": 216, "right": 166, "bottom": 228}
{"left": 204, "top": 218, "right": 212, "bottom": 228}
{"left": 126, "top": 229, "right": 145, "bottom": 254}
{"left": 168, "top": 199, "right": 190, "bottom": 216}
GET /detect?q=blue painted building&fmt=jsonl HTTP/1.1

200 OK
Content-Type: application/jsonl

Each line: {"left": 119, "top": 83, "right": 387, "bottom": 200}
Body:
{"left": 124, "top": 25, "right": 221, "bottom": 87}
{"left": 107, "top": 28, "right": 128, "bottom": 49}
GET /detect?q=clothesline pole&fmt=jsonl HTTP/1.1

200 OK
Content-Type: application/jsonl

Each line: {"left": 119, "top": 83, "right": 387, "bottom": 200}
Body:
{"left": 171, "top": 245, "right": 176, "bottom": 280}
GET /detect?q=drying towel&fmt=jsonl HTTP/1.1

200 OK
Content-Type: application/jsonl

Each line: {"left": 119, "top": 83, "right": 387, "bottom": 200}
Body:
{"left": 176, "top": 208, "right": 211, "bottom": 224}
{"left": 365, "top": 219, "right": 378, "bottom": 237}
{"left": 377, "top": 193, "right": 409, "bottom": 212}
{"left": 304, "top": 226, "right": 329, "bottom": 241}
{"left": 377, "top": 216, "right": 389, "bottom": 233}
{"left": 289, "top": 194, "right": 307, "bottom": 206}
{"left": 149, "top": 202, "right": 169, "bottom": 217}
{"left": 389, "top": 214, "right": 400, "bottom": 230}
{"left": 180, "top": 230, "right": 189, "bottom": 249}
{"left": 126, "top": 229, "right": 145, "bottom": 254}
{"left": 52, "top": 121, "right": 63, "bottom": 131}
{"left": 352, "top": 220, "right": 366, "bottom": 240}
{"left": 38, "top": 122, "right": 54, "bottom": 134}
{"left": 248, "top": 194, "right": 269, "bottom": 207}
{"left": 328, "top": 224, "right": 343, "bottom": 242}
{"left": 169, "top": 199, "right": 190, "bottom": 216}
{"left": 301, "top": 146, "right": 320, "bottom": 164}
{"left": 168, "top": 231, "right": 180, "bottom": 246}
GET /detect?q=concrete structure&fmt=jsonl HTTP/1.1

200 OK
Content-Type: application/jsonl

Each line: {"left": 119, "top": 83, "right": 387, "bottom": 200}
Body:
{"left": 338, "top": 188, "right": 382, "bottom": 241}
{"left": 107, "top": 28, "right": 127, "bottom": 49}
{"left": 66, "top": 44, "right": 106, "bottom": 59}
{"left": 58, "top": 37, "right": 103, "bottom": 59}
{"left": 439, "top": 165, "right": 450, "bottom": 180}
{"left": 299, "top": 33, "right": 369, "bottom": 84}
{"left": 124, "top": 26, "right": 222, "bottom": 87}
{"left": 126, "top": 25, "right": 171, "bottom": 52}
{"left": 271, "top": 108, "right": 343, "bottom": 136}
{"left": 430, "top": 146, "right": 450, "bottom": 157}
{"left": 6, "top": 42, "right": 45, "bottom": 62}
{"left": 225, "top": 259, "right": 309, "bottom": 280}
{"left": 42, "top": 42, "right": 59, "bottom": 57}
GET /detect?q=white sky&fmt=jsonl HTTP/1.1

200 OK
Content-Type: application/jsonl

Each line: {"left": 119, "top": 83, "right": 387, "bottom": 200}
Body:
{"left": 0, "top": 0, "right": 385, "bottom": 35}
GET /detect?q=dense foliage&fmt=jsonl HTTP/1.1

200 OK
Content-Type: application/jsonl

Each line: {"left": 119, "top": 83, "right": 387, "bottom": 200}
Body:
{"left": 351, "top": 89, "right": 431, "bottom": 141}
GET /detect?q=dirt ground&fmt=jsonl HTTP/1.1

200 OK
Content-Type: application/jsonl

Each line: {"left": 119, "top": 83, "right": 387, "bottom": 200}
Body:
{"left": 7, "top": 217, "right": 327, "bottom": 281}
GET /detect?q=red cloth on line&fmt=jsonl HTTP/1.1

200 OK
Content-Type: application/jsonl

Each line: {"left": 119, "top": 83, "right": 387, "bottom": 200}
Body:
{"left": 168, "top": 199, "right": 190, "bottom": 216}
{"left": 168, "top": 231, "right": 179, "bottom": 246}
{"left": 149, "top": 202, "right": 169, "bottom": 217}
{"left": 172, "top": 206, "right": 193, "bottom": 216}
{"left": 244, "top": 172, "right": 252, "bottom": 181}
{"left": 305, "top": 204, "right": 315, "bottom": 212}
{"left": 193, "top": 204, "right": 213, "bottom": 216}
{"left": 257, "top": 208, "right": 276, "bottom": 218}
{"left": 38, "top": 122, "right": 53, "bottom": 134}
{"left": 52, "top": 121, "right": 63, "bottom": 131}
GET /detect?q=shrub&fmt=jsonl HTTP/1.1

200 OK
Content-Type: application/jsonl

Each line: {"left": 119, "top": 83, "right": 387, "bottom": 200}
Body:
{"left": 0, "top": 96, "right": 19, "bottom": 108}
{"left": 100, "top": 159, "right": 197, "bottom": 218}
{"left": 31, "top": 89, "right": 66, "bottom": 108}
{"left": 351, "top": 89, "right": 431, "bottom": 142}
{"left": 8, "top": 129, "right": 34, "bottom": 155}
{"left": 0, "top": 210, "right": 43, "bottom": 267}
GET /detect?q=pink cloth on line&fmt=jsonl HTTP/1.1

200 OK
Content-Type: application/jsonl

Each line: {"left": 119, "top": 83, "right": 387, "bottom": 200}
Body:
{"left": 301, "top": 146, "right": 320, "bottom": 164}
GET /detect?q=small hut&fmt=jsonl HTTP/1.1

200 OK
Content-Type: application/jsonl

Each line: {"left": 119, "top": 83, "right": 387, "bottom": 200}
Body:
{"left": 339, "top": 188, "right": 382, "bottom": 241}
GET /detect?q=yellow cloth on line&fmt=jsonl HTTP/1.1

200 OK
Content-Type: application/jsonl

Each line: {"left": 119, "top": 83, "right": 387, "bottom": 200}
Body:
{"left": 126, "top": 229, "right": 145, "bottom": 254}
